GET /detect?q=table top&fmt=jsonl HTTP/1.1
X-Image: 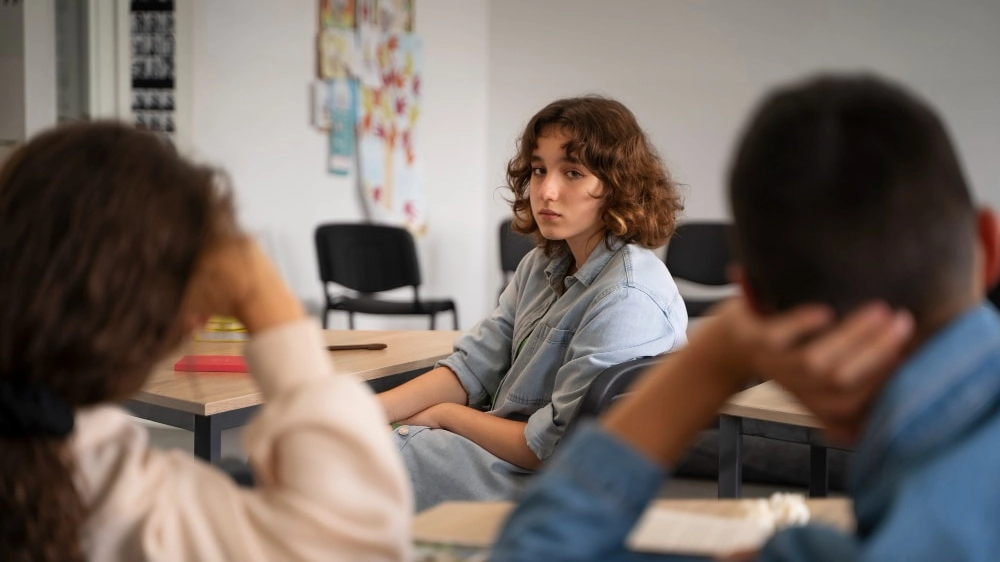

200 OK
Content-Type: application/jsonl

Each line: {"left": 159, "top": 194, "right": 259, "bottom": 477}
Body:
{"left": 412, "top": 498, "right": 853, "bottom": 548}
{"left": 721, "top": 380, "right": 821, "bottom": 429}
{"left": 131, "top": 329, "right": 459, "bottom": 416}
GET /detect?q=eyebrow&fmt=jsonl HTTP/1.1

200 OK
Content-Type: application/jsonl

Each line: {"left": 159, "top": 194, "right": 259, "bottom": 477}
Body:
{"left": 530, "top": 153, "right": 582, "bottom": 164}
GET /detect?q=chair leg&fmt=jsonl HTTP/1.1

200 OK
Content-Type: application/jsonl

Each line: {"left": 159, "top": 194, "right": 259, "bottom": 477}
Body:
{"left": 452, "top": 307, "right": 459, "bottom": 330}
{"left": 348, "top": 313, "right": 355, "bottom": 330}
{"left": 429, "top": 313, "right": 436, "bottom": 330}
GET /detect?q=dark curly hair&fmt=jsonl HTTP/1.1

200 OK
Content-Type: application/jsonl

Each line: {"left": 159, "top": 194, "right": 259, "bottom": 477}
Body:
{"left": 506, "top": 96, "right": 684, "bottom": 256}
{"left": 0, "top": 122, "right": 236, "bottom": 562}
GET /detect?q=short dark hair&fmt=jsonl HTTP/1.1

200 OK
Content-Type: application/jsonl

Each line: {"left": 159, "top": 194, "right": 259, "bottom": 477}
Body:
{"left": 506, "top": 96, "right": 684, "bottom": 255}
{"left": 729, "top": 75, "right": 975, "bottom": 320}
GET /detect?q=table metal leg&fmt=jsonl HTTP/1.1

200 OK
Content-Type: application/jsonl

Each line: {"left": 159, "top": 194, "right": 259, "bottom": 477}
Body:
{"left": 718, "top": 415, "right": 743, "bottom": 498}
{"left": 194, "top": 414, "right": 222, "bottom": 463}
{"left": 809, "top": 444, "right": 829, "bottom": 497}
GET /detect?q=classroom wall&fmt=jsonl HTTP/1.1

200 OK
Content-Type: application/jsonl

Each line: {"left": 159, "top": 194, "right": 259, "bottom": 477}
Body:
{"left": 188, "top": 0, "right": 491, "bottom": 329}
{"left": 486, "top": 0, "right": 1000, "bottom": 244}
{"left": 0, "top": 0, "right": 56, "bottom": 145}
{"left": 13, "top": 0, "right": 989, "bottom": 330}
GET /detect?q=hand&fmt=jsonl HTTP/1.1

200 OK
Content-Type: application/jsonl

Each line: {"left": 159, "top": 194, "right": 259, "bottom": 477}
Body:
{"left": 184, "top": 237, "right": 304, "bottom": 334}
{"left": 699, "top": 298, "right": 914, "bottom": 444}
{"left": 751, "top": 302, "right": 913, "bottom": 444}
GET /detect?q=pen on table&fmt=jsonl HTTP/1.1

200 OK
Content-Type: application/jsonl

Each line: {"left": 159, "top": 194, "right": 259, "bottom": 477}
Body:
{"left": 326, "top": 343, "right": 388, "bottom": 351}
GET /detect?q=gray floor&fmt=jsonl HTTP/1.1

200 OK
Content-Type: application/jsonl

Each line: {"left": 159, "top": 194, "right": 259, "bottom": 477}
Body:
{"left": 137, "top": 417, "right": 810, "bottom": 500}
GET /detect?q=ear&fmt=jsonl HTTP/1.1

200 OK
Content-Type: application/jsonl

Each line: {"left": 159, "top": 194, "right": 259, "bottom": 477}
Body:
{"left": 729, "top": 263, "right": 765, "bottom": 314}
{"left": 976, "top": 208, "right": 1000, "bottom": 294}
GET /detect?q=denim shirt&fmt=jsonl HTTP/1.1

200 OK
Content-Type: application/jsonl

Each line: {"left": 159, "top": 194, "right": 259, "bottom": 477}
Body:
{"left": 492, "top": 303, "right": 1000, "bottom": 562}
{"left": 440, "top": 237, "right": 688, "bottom": 461}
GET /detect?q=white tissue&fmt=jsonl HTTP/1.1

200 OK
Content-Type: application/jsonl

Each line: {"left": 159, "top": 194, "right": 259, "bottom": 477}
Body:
{"left": 741, "top": 492, "right": 811, "bottom": 531}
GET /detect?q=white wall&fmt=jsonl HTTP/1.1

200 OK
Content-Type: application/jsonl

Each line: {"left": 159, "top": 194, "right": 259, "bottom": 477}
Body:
{"left": 189, "top": 0, "right": 491, "bottom": 328}
{"left": 487, "top": 0, "right": 1000, "bottom": 231}
{"left": 0, "top": 0, "right": 56, "bottom": 144}
{"left": 22, "top": 0, "right": 56, "bottom": 138}
{"left": 186, "top": 0, "right": 1000, "bottom": 330}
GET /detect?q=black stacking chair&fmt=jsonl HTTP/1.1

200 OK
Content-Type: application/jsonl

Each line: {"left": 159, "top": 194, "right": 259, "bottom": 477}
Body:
{"left": 498, "top": 218, "right": 536, "bottom": 296}
{"left": 665, "top": 222, "right": 734, "bottom": 318}
{"left": 315, "top": 223, "right": 458, "bottom": 330}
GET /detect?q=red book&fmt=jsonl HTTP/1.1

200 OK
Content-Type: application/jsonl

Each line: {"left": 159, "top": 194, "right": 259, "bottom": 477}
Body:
{"left": 173, "top": 355, "right": 247, "bottom": 373}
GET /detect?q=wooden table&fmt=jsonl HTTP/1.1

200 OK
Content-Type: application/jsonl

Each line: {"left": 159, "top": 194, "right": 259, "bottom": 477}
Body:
{"left": 413, "top": 498, "right": 854, "bottom": 551}
{"left": 125, "top": 329, "right": 459, "bottom": 462}
{"left": 719, "top": 381, "right": 837, "bottom": 498}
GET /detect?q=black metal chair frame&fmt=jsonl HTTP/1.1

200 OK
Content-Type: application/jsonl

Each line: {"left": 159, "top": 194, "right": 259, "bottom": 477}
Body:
{"left": 315, "top": 223, "right": 458, "bottom": 330}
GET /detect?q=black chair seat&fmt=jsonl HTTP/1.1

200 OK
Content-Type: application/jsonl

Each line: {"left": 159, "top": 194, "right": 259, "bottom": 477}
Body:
{"left": 330, "top": 296, "right": 457, "bottom": 316}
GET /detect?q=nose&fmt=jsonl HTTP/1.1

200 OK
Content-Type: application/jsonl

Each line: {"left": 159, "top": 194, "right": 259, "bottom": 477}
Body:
{"left": 538, "top": 174, "right": 560, "bottom": 202}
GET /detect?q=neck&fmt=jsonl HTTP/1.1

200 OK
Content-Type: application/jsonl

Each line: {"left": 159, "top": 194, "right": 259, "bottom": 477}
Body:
{"left": 566, "top": 232, "right": 605, "bottom": 274}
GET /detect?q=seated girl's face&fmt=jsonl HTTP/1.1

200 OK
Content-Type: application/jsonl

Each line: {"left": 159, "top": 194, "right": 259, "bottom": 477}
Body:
{"left": 528, "top": 129, "right": 605, "bottom": 249}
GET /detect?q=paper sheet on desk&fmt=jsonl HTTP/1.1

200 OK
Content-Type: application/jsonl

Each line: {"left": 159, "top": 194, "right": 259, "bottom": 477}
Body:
{"left": 626, "top": 508, "right": 773, "bottom": 557}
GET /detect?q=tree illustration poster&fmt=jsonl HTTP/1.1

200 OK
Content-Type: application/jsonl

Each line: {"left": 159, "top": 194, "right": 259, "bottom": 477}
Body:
{"left": 356, "top": 33, "right": 424, "bottom": 233}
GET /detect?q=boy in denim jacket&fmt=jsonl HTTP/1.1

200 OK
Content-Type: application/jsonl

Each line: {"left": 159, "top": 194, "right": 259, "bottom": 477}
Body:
{"left": 493, "top": 74, "right": 1000, "bottom": 561}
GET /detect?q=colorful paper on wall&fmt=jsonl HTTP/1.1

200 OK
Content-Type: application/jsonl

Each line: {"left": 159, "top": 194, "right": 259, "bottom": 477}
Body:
{"left": 328, "top": 78, "right": 357, "bottom": 176}
{"left": 320, "top": 0, "right": 356, "bottom": 29}
{"left": 378, "top": 0, "right": 413, "bottom": 33}
{"left": 357, "top": 33, "right": 425, "bottom": 232}
{"left": 319, "top": 29, "right": 356, "bottom": 79}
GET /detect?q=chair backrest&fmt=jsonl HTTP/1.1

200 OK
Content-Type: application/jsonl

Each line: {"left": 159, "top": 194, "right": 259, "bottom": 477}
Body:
{"left": 570, "top": 355, "right": 664, "bottom": 434}
{"left": 665, "top": 222, "right": 733, "bottom": 286}
{"left": 499, "top": 219, "right": 536, "bottom": 278}
{"left": 315, "top": 223, "right": 422, "bottom": 293}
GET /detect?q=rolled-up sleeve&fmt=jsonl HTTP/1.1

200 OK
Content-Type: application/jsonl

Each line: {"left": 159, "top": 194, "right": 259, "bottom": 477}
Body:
{"left": 524, "top": 286, "right": 684, "bottom": 460}
{"left": 438, "top": 271, "right": 520, "bottom": 408}
{"left": 82, "top": 319, "right": 414, "bottom": 562}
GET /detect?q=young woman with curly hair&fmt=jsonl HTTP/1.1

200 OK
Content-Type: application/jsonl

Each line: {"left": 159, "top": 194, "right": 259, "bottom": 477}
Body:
{"left": 0, "top": 122, "right": 411, "bottom": 561}
{"left": 378, "top": 96, "right": 688, "bottom": 511}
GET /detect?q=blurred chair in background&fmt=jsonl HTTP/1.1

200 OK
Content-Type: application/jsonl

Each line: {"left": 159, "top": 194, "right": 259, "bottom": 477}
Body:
{"left": 315, "top": 223, "right": 458, "bottom": 329}
{"left": 665, "top": 222, "right": 736, "bottom": 318}
{"left": 498, "top": 218, "right": 536, "bottom": 296}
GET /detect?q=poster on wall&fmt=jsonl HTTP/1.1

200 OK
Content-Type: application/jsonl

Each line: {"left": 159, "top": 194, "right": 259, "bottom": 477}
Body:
{"left": 328, "top": 78, "right": 357, "bottom": 175}
{"left": 129, "top": 0, "right": 176, "bottom": 138}
{"left": 320, "top": 0, "right": 356, "bottom": 29}
{"left": 356, "top": 33, "right": 424, "bottom": 232}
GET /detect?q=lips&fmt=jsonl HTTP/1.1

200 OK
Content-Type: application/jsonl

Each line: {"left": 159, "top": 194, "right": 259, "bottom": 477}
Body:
{"left": 538, "top": 209, "right": 561, "bottom": 217}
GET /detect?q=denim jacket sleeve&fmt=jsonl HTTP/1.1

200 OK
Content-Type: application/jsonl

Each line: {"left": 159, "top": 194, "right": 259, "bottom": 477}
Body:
{"left": 491, "top": 422, "right": 666, "bottom": 562}
{"left": 438, "top": 267, "right": 520, "bottom": 408}
{"left": 492, "top": 424, "right": 863, "bottom": 562}
{"left": 524, "top": 284, "right": 684, "bottom": 460}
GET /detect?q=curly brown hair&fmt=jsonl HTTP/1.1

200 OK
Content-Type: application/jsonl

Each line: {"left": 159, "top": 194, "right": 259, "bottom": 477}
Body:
{"left": 0, "top": 122, "right": 236, "bottom": 562}
{"left": 506, "top": 96, "right": 683, "bottom": 256}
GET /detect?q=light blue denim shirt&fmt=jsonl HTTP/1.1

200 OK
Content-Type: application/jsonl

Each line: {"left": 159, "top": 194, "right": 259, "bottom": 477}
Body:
{"left": 492, "top": 303, "right": 1000, "bottom": 562}
{"left": 441, "top": 236, "right": 687, "bottom": 460}
{"left": 394, "top": 237, "right": 687, "bottom": 512}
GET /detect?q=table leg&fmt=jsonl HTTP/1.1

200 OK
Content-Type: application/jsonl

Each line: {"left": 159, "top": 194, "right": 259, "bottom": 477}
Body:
{"left": 718, "top": 415, "right": 743, "bottom": 498}
{"left": 194, "top": 414, "right": 222, "bottom": 463}
{"left": 809, "top": 444, "right": 829, "bottom": 497}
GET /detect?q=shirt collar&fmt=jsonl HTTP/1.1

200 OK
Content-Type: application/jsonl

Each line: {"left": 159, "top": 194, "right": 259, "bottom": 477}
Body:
{"left": 543, "top": 236, "right": 627, "bottom": 293}
{"left": 852, "top": 302, "right": 1000, "bottom": 489}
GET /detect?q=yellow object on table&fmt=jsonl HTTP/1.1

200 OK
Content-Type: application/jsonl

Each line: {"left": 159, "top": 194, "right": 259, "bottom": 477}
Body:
{"left": 195, "top": 316, "right": 249, "bottom": 342}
